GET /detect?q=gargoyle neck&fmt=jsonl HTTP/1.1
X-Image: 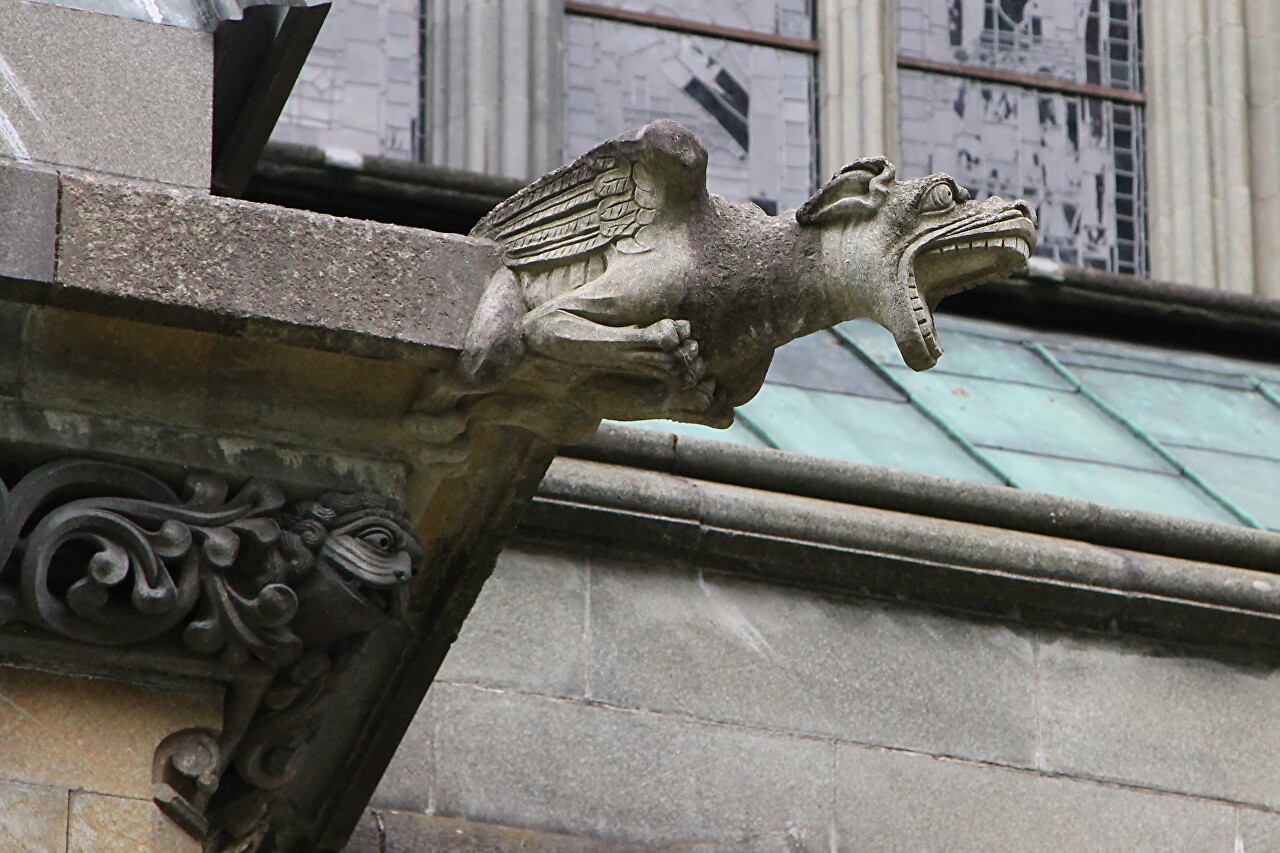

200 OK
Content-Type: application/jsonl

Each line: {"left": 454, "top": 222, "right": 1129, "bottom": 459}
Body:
{"left": 770, "top": 222, "right": 861, "bottom": 344}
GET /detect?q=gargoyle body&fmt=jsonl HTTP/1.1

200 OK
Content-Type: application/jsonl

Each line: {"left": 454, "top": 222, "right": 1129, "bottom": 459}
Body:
{"left": 459, "top": 120, "right": 1037, "bottom": 429}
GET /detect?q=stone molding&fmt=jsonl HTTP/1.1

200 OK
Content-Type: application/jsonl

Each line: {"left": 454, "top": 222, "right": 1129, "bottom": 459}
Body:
{"left": 1145, "top": 0, "right": 1280, "bottom": 298}
{"left": 530, "top": 451, "right": 1280, "bottom": 649}
{"left": 422, "top": 0, "right": 565, "bottom": 181}
{"left": 0, "top": 459, "right": 423, "bottom": 851}
{"left": 816, "top": 0, "right": 899, "bottom": 176}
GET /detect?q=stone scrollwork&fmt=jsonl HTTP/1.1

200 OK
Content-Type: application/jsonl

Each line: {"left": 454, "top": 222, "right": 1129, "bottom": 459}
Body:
{"left": 0, "top": 459, "right": 423, "bottom": 852}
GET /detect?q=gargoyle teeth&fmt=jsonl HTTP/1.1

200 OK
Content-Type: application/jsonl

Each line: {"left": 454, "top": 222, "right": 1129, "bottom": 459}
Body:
{"left": 921, "top": 235, "right": 1031, "bottom": 259}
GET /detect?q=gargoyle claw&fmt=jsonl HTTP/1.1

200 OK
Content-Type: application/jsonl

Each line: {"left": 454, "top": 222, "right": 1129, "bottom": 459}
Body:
{"left": 654, "top": 319, "right": 691, "bottom": 350}
{"left": 650, "top": 319, "right": 705, "bottom": 388}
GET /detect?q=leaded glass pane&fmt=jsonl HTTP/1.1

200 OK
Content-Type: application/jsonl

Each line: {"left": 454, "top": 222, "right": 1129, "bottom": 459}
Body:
{"left": 898, "top": 0, "right": 1142, "bottom": 90}
{"left": 578, "top": 0, "right": 814, "bottom": 39}
{"left": 272, "top": 0, "right": 420, "bottom": 161}
{"left": 899, "top": 70, "right": 1146, "bottom": 274}
{"left": 565, "top": 15, "right": 817, "bottom": 212}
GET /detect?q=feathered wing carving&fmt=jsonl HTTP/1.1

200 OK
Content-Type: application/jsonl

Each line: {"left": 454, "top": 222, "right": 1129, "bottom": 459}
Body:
{"left": 471, "top": 121, "right": 705, "bottom": 268}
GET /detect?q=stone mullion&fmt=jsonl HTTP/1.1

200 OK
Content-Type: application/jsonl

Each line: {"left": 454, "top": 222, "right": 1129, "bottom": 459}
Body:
{"left": 427, "top": 0, "right": 564, "bottom": 181}
{"left": 1245, "top": 0, "right": 1280, "bottom": 298}
{"left": 817, "top": 0, "right": 898, "bottom": 177}
{"left": 1146, "top": 0, "right": 1278, "bottom": 295}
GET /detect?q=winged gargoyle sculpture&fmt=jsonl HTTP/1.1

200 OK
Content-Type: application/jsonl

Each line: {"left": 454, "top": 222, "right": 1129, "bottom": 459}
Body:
{"left": 457, "top": 119, "right": 1036, "bottom": 431}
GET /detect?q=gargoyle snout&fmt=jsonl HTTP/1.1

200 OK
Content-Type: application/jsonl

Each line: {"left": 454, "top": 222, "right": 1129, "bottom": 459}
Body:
{"left": 1012, "top": 200, "right": 1037, "bottom": 225}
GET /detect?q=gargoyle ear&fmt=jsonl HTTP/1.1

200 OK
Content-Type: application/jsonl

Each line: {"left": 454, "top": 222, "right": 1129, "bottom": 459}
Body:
{"left": 796, "top": 156, "right": 896, "bottom": 225}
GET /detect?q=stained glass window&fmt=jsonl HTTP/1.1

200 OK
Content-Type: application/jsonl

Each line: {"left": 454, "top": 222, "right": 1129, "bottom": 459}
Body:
{"left": 564, "top": 2, "right": 818, "bottom": 213}
{"left": 898, "top": 0, "right": 1146, "bottom": 275}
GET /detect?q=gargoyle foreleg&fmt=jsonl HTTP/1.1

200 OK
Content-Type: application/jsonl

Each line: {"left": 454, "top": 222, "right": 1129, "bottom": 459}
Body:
{"left": 523, "top": 304, "right": 704, "bottom": 389}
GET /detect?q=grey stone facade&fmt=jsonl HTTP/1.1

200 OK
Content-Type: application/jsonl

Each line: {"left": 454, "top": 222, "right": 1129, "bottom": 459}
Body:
{"left": 364, "top": 540, "right": 1280, "bottom": 850}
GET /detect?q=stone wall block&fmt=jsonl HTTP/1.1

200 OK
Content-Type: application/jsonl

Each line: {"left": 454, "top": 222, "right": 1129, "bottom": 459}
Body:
{"left": 1037, "top": 634, "right": 1280, "bottom": 808}
{"left": 67, "top": 792, "right": 201, "bottom": 853}
{"left": 0, "top": 665, "right": 222, "bottom": 800}
{"left": 371, "top": 685, "right": 435, "bottom": 813}
{"left": 429, "top": 683, "right": 832, "bottom": 850}
{"left": 588, "top": 561, "right": 1038, "bottom": 766}
{"left": 0, "top": 780, "right": 69, "bottom": 853}
{"left": 435, "top": 545, "right": 588, "bottom": 696}
{"left": 834, "top": 744, "right": 1238, "bottom": 851}
{"left": 0, "top": 0, "right": 211, "bottom": 187}
{"left": 0, "top": 161, "right": 56, "bottom": 283}
{"left": 1240, "top": 809, "right": 1280, "bottom": 851}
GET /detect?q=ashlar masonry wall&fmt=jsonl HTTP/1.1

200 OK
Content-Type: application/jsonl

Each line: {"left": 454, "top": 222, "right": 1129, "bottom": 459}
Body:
{"left": 359, "top": 541, "right": 1280, "bottom": 852}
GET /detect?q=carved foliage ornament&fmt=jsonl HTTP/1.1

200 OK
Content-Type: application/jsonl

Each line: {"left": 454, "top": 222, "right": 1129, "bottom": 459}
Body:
{"left": 455, "top": 119, "right": 1038, "bottom": 436}
{"left": 0, "top": 460, "right": 423, "bottom": 851}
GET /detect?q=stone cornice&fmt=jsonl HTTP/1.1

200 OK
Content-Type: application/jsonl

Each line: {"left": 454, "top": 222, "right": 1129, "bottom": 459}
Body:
{"left": 3, "top": 163, "right": 492, "bottom": 366}
{"left": 569, "top": 425, "right": 1280, "bottom": 573}
{"left": 530, "top": 452, "right": 1280, "bottom": 650}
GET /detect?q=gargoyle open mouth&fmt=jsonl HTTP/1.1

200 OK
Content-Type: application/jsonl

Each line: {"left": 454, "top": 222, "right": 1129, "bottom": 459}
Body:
{"left": 890, "top": 204, "right": 1037, "bottom": 370}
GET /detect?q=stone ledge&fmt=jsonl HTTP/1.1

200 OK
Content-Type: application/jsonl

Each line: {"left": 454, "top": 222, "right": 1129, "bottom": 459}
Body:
{"left": 568, "top": 424, "right": 1280, "bottom": 573}
{"left": 0, "top": 159, "right": 497, "bottom": 367}
{"left": 53, "top": 170, "right": 494, "bottom": 363}
{"left": 527, "top": 456, "right": 1280, "bottom": 649}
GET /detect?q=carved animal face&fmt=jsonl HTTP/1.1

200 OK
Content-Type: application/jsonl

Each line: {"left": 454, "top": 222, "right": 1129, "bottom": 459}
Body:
{"left": 799, "top": 158, "right": 1037, "bottom": 370}
{"left": 289, "top": 494, "right": 424, "bottom": 591}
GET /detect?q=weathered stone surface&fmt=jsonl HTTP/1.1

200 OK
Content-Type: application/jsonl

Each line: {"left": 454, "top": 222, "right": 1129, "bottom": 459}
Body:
{"left": 0, "top": 303, "right": 29, "bottom": 396}
{"left": 0, "top": 161, "right": 55, "bottom": 282}
{"left": 436, "top": 545, "right": 588, "bottom": 696}
{"left": 430, "top": 682, "right": 831, "bottom": 850}
{"left": 346, "top": 812, "right": 654, "bottom": 852}
{"left": 0, "top": 665, "right": 222, "bottom": 799}
{"left": 589, "top": 560, "right": 1038, "bottom": 765}
{"left": 1038, "top": 634, "right": 1280, "bottom": 808}
{"left": 56, "top": 172, "right": 495, "bottom": 355}
{"left": 370, "top": 693, "right": 434, "bottom": 813}
{"left": 0, "top": 780, "right": 68, "bottom": 853}
{"left": 0, "top": 398, "right": 408, "bottom": 498}
{"left": 67, "top": 792, "right": 201, "bottom": 853}
{"left": 834, "top": 745, "right": 1238, "bottom": 852}
{"left": 1240, "top": 809, "right": 1280, "bottom": 852}
{"left": 0, "top": 0, "right": 211, "bottom": 187}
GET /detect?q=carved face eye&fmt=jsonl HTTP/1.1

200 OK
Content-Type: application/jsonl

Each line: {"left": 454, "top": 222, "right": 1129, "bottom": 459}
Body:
{"left": 356, "top": 524, "right": 396, "bottom": 553}
{"left": 919, "top": 182, "right": 959, "bottom": 215}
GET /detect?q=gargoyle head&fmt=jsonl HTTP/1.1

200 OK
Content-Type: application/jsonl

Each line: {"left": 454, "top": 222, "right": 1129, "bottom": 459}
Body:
{"left": 798, "top": 158, "right": 1037, "bottom": 370}
{"left": 288, "top": 492, "right": 424, "bottom": 590}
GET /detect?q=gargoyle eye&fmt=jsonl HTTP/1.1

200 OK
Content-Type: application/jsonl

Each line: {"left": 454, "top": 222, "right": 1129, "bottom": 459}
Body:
{"left": 919, "top": 182, "right": 958, "bottom": 214}
{"left": 356, "top": 524, "right": 396, "bottom": 552}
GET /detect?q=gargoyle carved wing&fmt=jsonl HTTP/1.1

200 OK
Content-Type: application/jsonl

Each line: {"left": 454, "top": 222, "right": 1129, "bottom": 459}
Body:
{"left": 471, "top": 119, "right": 708, "bottom": 269}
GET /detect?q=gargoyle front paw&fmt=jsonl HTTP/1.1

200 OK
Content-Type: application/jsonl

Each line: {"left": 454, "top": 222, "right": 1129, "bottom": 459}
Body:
{"left": 649, "top": 319, "right": 706, "bottom": 389}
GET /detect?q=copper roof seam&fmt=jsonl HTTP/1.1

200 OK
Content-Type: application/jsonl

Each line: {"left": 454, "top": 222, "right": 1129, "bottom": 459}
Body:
{"left": 1026, "top": 342, "right": 1263, "bottom": 529}
{"left": 830, "top": 325, "right": 1020, "bottom": 488}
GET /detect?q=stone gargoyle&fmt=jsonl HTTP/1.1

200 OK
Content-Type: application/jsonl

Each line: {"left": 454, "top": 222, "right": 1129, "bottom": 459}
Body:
{"left": 456, "top": 119, "right": 1036, "bottom": 431}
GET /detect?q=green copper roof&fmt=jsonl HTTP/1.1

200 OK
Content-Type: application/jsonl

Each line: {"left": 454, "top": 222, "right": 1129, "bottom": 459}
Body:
{"left": 622, "top": 315, "right": 1280, "bottom": 530}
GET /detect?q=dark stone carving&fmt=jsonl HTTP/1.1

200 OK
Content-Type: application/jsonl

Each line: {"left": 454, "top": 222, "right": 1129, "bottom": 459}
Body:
{"left": 0, "top": 460, "right": 423, "bottom": 852}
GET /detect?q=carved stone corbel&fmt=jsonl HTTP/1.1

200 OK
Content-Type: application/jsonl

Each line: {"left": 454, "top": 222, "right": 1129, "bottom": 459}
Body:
{"left": 0, "top": 460, "right": 424, "bottom": 852}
